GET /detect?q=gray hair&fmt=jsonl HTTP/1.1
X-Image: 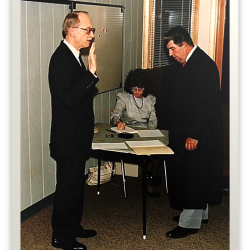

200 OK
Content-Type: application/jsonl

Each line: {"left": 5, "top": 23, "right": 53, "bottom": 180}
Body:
{"left": 62, "top": 11, "right": 89, "bottom": 38}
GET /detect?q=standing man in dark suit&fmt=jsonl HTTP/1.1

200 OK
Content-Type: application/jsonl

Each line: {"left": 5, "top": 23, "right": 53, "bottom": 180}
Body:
{"left": 48, "top": 11, "right": 99, "bottom": 250}
{"left": 163, "top": 26, "right": 223, "bottom": 238}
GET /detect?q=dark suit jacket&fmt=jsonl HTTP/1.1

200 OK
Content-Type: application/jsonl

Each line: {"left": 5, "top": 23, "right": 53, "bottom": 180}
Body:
{"left": 48, "top": 41, "right": 99, "bottom": 157}
{"left": 166, "top": 46, "right": 223, "bottom": 209}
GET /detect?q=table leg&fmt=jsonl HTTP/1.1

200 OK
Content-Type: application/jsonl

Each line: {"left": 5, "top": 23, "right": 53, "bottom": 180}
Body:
{"left": 110, "top": 158, "right": 116, "bottom": 183}
{"left": 121, "top": 158, "right": 127, "bottom": 198}
{"left": 97, "top": 158, "right": 101, "bottom": 195}
{"left": 163, "top": 159, "right": 168, "bottom": 193}
{"left": 142, "top": 158, "right": 147, "bottom": 239}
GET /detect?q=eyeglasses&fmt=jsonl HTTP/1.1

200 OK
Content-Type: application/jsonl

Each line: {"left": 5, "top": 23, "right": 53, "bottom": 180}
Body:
{"left": 73, "top": 27, "right": 96, "bottom": 35}
{"left": 131, "top": 87, "right": 144, "bottom": 92}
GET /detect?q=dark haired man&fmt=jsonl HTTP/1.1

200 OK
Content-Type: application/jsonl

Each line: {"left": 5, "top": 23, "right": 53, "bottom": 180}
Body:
{"left": 164, "top": 26, "right": 223, "bottom": 238}
{"left": 48, "top": 11, "right": 99, "bottom": 249}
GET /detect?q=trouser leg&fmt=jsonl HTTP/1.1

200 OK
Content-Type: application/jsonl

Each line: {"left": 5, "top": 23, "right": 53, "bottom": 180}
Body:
{"left": 51, "top": 154, "right": 86, "bottom": 243}
{"left": 179, "top": 204, "right": 209, "bottom": 229}
{"left": 179, "top": 209, "right": 203, "bottom": 229}
{"left": 202, "top": 204, "right": 209, "bottom": 220}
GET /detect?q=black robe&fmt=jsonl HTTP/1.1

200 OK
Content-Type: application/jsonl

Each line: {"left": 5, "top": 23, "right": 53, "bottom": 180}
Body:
{"left": 164, "top": 47, "right": 223, "bottom": 210}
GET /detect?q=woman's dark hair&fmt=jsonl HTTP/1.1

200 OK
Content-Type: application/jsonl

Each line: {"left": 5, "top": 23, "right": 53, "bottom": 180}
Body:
{"left": 164, "top": 26, "right": 194, "bottom": 47}
{"left": 124, "top": 68, "right": 150, "bottom": 97}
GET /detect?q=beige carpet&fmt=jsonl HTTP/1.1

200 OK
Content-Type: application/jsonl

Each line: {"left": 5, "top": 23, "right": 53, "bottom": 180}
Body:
{"left": 21, "top": 170, "right": 229, "bottom": 250}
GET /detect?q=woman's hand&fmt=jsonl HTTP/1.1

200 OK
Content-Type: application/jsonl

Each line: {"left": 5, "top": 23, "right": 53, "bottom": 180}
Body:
{"left": 116, "top": 121, "right": 126, "bottom": 130}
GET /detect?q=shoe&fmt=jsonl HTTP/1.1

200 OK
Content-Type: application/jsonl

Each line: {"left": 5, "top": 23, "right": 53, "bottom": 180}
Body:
{"left": 172, "top": 215, "right": 208, "bottom": 224}
{"left": 76, "top": 228, "right": 97, "bottom": 238}
{"left": 166, "top": 226, "right": 198, "bottom": 238}
{"left": 52, "top": 237, "right": 87, "bottom": 250}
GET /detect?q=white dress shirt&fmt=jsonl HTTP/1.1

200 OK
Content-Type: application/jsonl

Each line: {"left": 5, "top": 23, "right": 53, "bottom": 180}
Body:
{"left": 186, "top": 44, "right": 197, "bottom": 62}
{"left": 63, "top": 39, "right": 82, "bottom": 66}
{"left": 63, "top": 39, "right": 97, "bottom": 78}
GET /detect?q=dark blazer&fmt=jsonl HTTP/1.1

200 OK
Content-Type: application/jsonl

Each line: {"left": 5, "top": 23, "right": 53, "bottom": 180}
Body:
{"left": 48, "top": 41, "right": 99, "bottom": 157}
{"left": 166, "top": 46, "right": 223, "bottom": 209}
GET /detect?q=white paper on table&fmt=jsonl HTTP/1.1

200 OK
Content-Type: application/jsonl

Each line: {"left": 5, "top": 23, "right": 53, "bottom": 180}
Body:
{"left": 125, "top": 140, "right": 165, "bottom": 148}
{"left": 92, "top": 142, "right": 128, "bottom": 150}
{"left": 137, "top": 129, "right": 165, "bottom": 137}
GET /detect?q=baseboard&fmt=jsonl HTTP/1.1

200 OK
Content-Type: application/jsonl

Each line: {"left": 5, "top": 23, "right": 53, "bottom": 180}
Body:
{"left": 21, "top": 193, "right": 54, "bottom": 223}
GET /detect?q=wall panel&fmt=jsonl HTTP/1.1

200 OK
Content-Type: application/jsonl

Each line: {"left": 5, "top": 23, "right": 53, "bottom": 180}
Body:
{"left": 21, "top": 1, "right": 31, "bottom": 209}
{"left": 27, "top": 2, "right": 44, "bottom": 204}
{"left": 40, "top": 3, "right": 57, "bottom": 197}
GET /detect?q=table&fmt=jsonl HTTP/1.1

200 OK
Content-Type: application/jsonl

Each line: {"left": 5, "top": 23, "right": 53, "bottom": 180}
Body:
{"left": 91, "top": 123, "right": 173, "bottom": 239}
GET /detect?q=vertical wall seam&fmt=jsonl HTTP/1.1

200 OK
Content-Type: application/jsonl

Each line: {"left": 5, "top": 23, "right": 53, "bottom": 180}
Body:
{"left": 136, "top": 1, "right": 138, "bottom": 67}
{"left": 25, "top": 2, "right": 32, "bottom": 205}
{"left": 39, "top": 3, "right": 45, "bottom": 198}
{"left": 108, "top": 92, "right": 110, "bottom": 123}
{"left": 131, "top": 0, "right": 133, "bottom": 69}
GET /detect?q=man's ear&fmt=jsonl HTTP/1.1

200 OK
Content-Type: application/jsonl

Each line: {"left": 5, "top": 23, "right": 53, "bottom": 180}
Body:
{"left": 68, "top": 27, "right": 75, "bottom": 38}
{"left": 182, "top": 42, "right": 188, "bottom": 49}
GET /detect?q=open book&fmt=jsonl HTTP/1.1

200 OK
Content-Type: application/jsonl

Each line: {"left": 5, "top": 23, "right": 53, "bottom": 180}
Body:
{"left": 111, "top": 126, "right": 138, "bottom": 134}
{"left": 125, "top": 140, "right": 174, "bottom": 156}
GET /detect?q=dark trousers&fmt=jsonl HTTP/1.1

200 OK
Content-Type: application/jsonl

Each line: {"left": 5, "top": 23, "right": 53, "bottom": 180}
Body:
{"left": 51, "top": 153, "right": 87, "bottom": 243}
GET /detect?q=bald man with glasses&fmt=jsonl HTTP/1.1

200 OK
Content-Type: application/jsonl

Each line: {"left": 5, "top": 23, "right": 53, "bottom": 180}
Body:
{"left": 48, "top": 11, "right": 99, "bottom": 250}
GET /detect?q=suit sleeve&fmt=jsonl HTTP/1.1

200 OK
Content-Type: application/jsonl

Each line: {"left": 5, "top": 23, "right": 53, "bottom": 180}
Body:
{"left": 49, "top": 55, "right": 99, "bottom": 110}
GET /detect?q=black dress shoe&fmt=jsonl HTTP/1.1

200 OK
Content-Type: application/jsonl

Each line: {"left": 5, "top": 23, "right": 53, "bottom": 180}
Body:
{"left": 166, "top": 226, "right": 198, "bottom": 238}
{"left": 172, "top": 215, "right": 208, "bottom": 224}
{"left": 76, "top": 228, "right": 97, "bottom": 238}
{"left": 52, "top": 237, "right": 87, "bottom": 250}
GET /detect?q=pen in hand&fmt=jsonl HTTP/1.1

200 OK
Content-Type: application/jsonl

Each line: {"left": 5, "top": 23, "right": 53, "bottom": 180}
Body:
{"left": 116, "top": 114, "right": 126, "bottom": 130}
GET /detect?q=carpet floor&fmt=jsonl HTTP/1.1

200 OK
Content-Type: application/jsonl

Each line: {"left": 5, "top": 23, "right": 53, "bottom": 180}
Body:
{"left": 21, "top": 169, "right": 229, "bottom": 250}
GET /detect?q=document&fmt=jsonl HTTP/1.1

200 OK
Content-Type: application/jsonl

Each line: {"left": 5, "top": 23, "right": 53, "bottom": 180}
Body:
{"left": 132, "top": 146, "right": 174, "bottom": 155}
{"left": 111, "top": 126, "right": 138, "bottom": 134}
{"left": 125, "top": 140, "right": 174, "bottom": 156}
{"left": 137, "top": 129, "right": 165, "bottom": 137}
{"left": 92, "top": 142, "right": 128, "bottom": 150}
{"left": 125, "top": 140, "right": 165, "bottom": 148}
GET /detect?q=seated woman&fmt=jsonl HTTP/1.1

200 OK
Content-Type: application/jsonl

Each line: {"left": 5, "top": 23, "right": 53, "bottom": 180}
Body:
{"left": 111, "top": 68, "right": 161, "bottom": 197}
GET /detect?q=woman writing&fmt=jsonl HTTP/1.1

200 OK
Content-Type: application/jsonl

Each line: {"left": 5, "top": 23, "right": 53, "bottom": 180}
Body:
{"left": 111, "top": 68, "right": 161, "bottom": 197}
{"left": 111, "top": 68, "right": 157, "bottom": 130}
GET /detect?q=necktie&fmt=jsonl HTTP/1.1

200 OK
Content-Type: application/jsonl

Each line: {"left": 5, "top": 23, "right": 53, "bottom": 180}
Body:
{"left": 182, "top": 61, "right": 186, "bottom": 67}
{"left": 79, "top": 53, "right": 86, "bottom": 70}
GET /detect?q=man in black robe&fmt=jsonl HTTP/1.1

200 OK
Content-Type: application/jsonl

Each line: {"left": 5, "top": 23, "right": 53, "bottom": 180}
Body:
{"left": 163, "top": 26, "right": 223, "bottom": 238}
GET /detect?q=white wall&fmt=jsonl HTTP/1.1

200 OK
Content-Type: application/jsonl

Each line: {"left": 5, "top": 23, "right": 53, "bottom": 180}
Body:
{"left": 21, "top": 0, "right": 144, "bottom": 211}
{"left": 196, "top": 0, "right": 218, "bottom": 59}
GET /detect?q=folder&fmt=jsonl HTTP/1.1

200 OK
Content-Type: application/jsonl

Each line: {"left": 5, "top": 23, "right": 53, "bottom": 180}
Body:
{"left": 125, "top": 140, "right": 174, "bottom": 155}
